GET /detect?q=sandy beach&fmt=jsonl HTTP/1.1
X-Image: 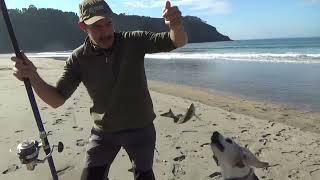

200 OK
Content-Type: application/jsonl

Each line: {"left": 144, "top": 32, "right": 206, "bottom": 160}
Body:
{"left": 1, "top": 57, "right": 320, "bottom": 180}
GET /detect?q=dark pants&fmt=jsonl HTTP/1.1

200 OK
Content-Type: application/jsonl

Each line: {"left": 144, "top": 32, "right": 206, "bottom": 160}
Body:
{"left": 80, "top": 123, "right": 156, "bottom": 180}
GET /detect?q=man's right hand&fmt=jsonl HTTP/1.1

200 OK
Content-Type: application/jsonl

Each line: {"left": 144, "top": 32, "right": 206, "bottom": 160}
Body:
{"left": 10, "top": 52, "right": 66, "bottom": 108}
{"left": 11, "top": 52, "right": 38, "bottom": 81}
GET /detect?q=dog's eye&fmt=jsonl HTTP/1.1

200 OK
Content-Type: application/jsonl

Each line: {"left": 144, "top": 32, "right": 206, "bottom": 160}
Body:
{"left": 225, "top": 138, "right": 233, "bottom": 144}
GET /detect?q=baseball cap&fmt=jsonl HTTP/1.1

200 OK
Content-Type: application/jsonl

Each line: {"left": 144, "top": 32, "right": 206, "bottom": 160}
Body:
{"left": 79, "top": 0, "right": 113, "bottom": 25}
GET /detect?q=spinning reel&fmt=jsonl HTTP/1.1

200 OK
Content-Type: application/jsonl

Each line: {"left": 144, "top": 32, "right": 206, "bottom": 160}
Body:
{"left": 16, "top": 139, "right": 64, "bottom": 171}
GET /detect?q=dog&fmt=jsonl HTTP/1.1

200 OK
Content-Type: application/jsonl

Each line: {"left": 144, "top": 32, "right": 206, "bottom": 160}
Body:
{"left": 210, "top": 131, "right": 269, "bottom": 180}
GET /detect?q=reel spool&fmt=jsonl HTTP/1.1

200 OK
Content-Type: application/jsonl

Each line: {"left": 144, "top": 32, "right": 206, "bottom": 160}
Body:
{"left": 16, "top": 140, "right": 64, "bottom": 170}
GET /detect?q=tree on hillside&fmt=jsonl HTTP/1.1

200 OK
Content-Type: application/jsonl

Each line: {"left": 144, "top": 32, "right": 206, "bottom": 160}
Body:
{"left": 0, "top": 5, "right": 230, "bottom": 53}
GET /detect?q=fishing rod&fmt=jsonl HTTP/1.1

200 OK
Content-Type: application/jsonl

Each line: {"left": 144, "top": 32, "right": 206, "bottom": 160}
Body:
{"left": 0, "top": 1, "right": 63, "bottom": 179}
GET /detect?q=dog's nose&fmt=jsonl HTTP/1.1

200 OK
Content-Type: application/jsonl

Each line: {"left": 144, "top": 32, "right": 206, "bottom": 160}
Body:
{"left": 211, "top": 131, "right": 220, "bottom": 143}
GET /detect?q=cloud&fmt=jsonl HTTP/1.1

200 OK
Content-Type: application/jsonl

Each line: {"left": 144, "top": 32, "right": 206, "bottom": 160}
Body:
{"left": 304, "top": 0, "right": 320, "bottom": 2}
{"left": 301, "top": 0, "right": 320, "bottom": 3}
{"left": 122, "top": 0, "right": 231, "bottom": 14}
{"left": 123, "top": 0, "right": 163, "bottom": 8}
{"left": 175, "top": 0, "right": 231, "bottom": 14}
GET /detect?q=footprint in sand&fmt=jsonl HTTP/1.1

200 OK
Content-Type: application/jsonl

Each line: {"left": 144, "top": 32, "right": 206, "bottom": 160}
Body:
{"left": 300, "top": 159, "right": 308, "bottom": 165}
{"left": 255, "top": 147, "right": 271, "bottom": 157}
{"left": 41, "top": 107, "right": 48, "bottom": 110}
{"left": 66, "top": 107, "right": 73, "bottom": 110}
{"left": 57, "top": 165, "right": 74, "bottom": 176}
{"left": 50, "top": 112, "right": 57, "bottom": 116}
{"left": 259, "top": 138, "right": 268, "bottom": 145}
{"left": 281, "top": 150, "right": 296, "bottom": 154}
{"left": 0, "top": 67, "right": 12, "bottom": 71}
{"left": 52, "top": 118, "right": 65, "bottom": 125}
{"left": 310, "top": 168, "right": 320, "bottom": 176}
{"left": 307, "top": 140, "right": 320, "bottom": 146}
{"left": 288, "top": 169, "right": 300, "bottom": 179}
{"left": 241, "top": 129, "right": 248, "bottom": 133}
{"left": 2, "top": 164, "right": 20, "bottom": 174}
{"left": 62, "top": 112, "right": 72, "bottom": 117}
{"left": 261, "top": 133, "right": 271, "bottom": 138}
{"left": 172, "top": 163, "right": 186, "bottom": 177}
{"left": 275, "top": 129, "right": 287, "bottom": 137}
{"left": 14, "top": 130, "right": 23, "bottom": 133}
{"left": 181, "top": 130, "right": 198, "bottom": 133}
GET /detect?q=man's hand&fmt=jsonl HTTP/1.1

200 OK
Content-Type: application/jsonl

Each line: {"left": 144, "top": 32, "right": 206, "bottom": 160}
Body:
{"left": 162, "top": 0, "right": 188, "bottom": 47}
{"left": 11, "top": 52, "right": 38, "bottom": 81}
{"left": 162, "top": 0, "right": 183, "bottom": 31}
{"left": 11, "top": 52, "right": 66, "bottom": 108}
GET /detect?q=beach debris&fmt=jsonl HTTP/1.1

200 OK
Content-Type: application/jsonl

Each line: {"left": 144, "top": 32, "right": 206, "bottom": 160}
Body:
{"left": 160, "top": 103, "right": 195, "bottom": 124}
{"left": 172, "top": 163, "right": 186, "bottom": 176}
{"left": 208, "top": 172, "right": 222, "bottom": 178}
{"left": 2, "top": 164, "right": 20, "bottom": 174}
{"left": 76, "top": 139, "right": 86, "bottom": 147}
{"left": 173, "top": 155, "right": 186, "bottom": 162}
{"left": 200, "top": 143, "right": 210, "bottom": 147}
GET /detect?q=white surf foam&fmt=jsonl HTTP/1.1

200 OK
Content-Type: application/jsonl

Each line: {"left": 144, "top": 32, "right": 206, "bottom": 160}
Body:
{"left": 4, "top": 51, "right": 319, "bottom": 64}
{"left": 145, "top": 52, "right": 320, "bottom": 64}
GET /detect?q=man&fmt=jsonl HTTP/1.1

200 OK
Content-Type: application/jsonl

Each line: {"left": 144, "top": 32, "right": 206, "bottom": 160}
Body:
{"left": 11, "top": 0, "right": 187, "bottom": 179}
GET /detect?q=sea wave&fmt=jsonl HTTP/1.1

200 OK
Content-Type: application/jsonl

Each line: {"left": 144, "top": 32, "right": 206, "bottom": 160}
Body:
{"left": 145, "top": 52, "right": 320, "bottom": 64}
{"left": 28, "top": 52, "right": 71, "bottom": 58}
{"left": 5, "top": 51, "right": 319, "bottom": 64}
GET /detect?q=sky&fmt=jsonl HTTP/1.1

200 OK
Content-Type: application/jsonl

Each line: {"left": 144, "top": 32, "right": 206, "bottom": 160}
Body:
{"left": 5, "top": 0, "right": 320, "bottom": 40}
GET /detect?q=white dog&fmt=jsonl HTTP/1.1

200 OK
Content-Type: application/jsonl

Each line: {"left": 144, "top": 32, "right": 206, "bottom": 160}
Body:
{"left": 210, "top": 131, "right": 269, "bottom": 180}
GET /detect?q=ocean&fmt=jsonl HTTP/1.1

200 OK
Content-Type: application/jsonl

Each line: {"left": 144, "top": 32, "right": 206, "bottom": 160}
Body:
{"left": 1, "top": 37, "right": 320, "bottom": 111}
{"left": 144, "top": 37, "right": 320, "bottom": 111}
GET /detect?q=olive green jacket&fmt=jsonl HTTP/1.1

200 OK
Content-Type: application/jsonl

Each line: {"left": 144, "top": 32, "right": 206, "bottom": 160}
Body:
{"left": 56, "top": 31, "right": 176, "bottom": 132}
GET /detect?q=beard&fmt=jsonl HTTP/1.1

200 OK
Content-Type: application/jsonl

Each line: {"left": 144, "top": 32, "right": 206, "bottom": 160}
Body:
{"left": 95, "top": 33, "right": 114, "bottom": 49}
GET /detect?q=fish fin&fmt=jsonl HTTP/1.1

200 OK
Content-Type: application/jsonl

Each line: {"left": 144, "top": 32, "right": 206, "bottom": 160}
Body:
{"left": 177, "top": 103, "right": 195, "bottom": 124}
{"left": 160, "top": 109, "right": 176, "bottom": 119}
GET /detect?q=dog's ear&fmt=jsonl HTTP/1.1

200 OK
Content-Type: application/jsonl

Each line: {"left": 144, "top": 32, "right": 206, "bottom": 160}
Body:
{"left": 240, "top": 147, "right": 269, "bottom": 168}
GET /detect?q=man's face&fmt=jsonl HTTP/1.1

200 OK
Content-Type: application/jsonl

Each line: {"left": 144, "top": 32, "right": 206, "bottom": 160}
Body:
{"left": 85, "top": 17, "right": 114, "bottom": 49}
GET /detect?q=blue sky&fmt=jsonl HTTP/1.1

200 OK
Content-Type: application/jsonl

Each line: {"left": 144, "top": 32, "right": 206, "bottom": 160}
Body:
{"left": 5, "top": 0, "right": 320, "bottom": 40}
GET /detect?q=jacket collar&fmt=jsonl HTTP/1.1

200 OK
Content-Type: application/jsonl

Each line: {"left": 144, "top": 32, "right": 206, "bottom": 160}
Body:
{"left": 82, "top": 32, "right": 119, "bottom": 56}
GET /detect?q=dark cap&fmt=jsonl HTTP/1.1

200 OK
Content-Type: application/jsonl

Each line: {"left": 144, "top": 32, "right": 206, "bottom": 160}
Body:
{"left": 79, "top": 0, "right": 113, "bottom": 25}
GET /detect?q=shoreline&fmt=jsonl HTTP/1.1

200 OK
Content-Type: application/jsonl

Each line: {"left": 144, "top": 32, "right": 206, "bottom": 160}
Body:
{"left": 1, "top": 57, "right": 319, "bottom": 134}
{"left": 148, "top": 80, "right": 320, "bottom": 134}
{"left": 1, "top": 57, "right": 319, "bottom": 133}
